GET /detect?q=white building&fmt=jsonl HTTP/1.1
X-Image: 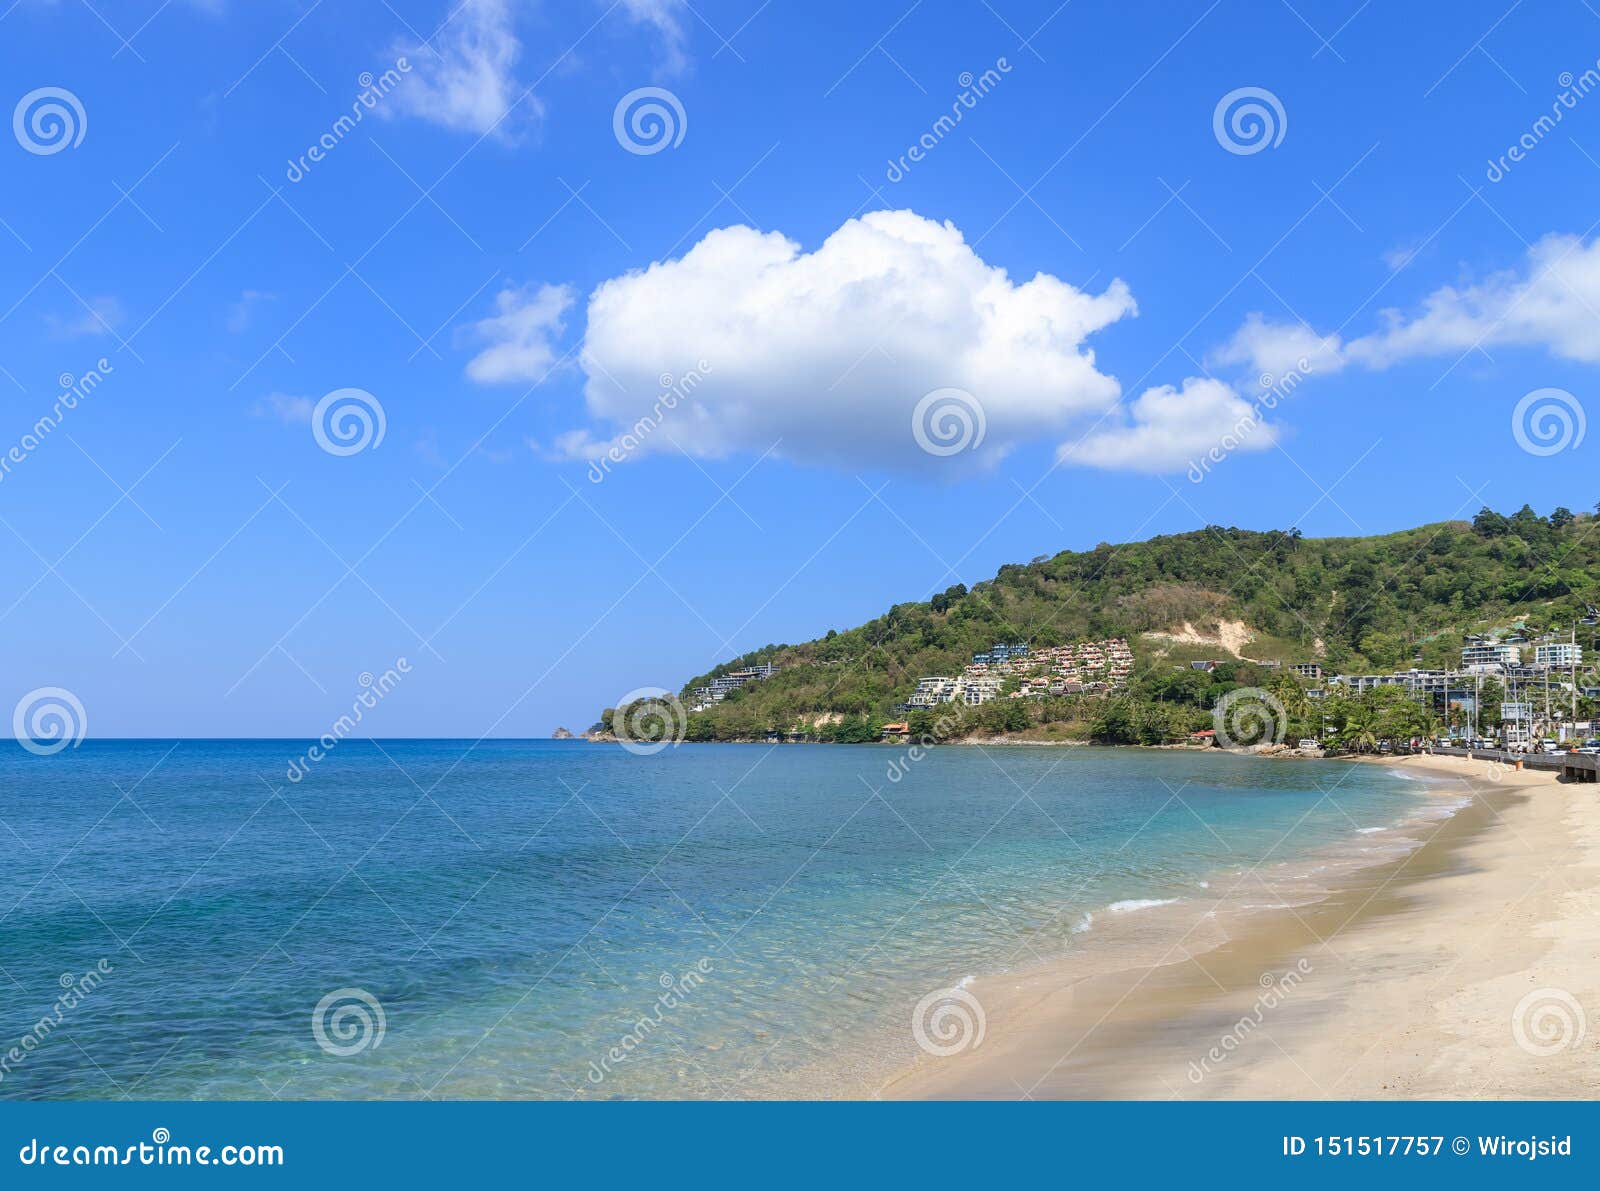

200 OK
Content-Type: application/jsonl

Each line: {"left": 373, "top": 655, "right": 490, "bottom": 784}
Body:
{"left": 1461, "top": 642, "right": 1520, "bottom": 670}
{"left": 1330, "top": 673, "right": 1408, "bottom": 693}
{"left": 908, "top": 677, "right": 960, "bottom": 708}
{"left": 961, "top": 677, "right": 1001, "bottom": 706}
{"left": 1534, "top": 642, "right": 1583, "bottom": 669}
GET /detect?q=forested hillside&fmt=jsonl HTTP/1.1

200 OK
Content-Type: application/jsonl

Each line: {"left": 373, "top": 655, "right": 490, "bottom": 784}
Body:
{"left": 598, "top": 503, "right": 1600, "bottom": 744}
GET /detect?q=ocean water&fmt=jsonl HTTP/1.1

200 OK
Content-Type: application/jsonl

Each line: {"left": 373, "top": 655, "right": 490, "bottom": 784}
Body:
{"left": 0, "top": 740, "right": 1440, "bottom": 1100}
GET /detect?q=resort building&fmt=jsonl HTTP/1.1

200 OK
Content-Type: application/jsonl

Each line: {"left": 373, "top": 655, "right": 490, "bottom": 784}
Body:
{"left": 1534, "top": 642, "right": 1583, "bottom": 669}
{"left": 688, "top": 663, "right": 780, "bottom": 711}
{"left": 908, "top": 677, "right": 961, "bottom": 708}
{"left": 909, "top": 636, "right": 1136, "bottom": 708}
{"left": 1330, "top": 673, "right": 1408, "bottom": 693}
{"left": 1327, "top": 668, "right": 1482, "bottom": 714}
{"left": 962, "top": 677, "right": 1001, "bottom": 706}
{"left": 1290, "top": 662, "right": 1324, "bottom": 680}
{"left": 1461, "top": 642, "right": 1520, "bottom": 670}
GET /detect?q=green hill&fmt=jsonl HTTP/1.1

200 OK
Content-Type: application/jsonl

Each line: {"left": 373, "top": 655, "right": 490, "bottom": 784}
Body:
{"left": 598, "top": 503, "right": 1600, "bottom": 745}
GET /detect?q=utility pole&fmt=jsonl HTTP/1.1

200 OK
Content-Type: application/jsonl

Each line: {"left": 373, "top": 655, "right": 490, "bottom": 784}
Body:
{"left": 1544, "top": 651, "right": 1552, "bottom": 741}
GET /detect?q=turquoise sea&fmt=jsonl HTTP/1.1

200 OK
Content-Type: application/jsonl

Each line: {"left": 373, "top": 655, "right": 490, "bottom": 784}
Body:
{"left": 0, "top": 740, "right": 1443, "bottom": 1099}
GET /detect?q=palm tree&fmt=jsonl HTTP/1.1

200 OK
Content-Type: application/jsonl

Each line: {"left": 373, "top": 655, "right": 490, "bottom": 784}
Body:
{"left": 1346, "top": 721, "right": 1379, "bottom": 754}
{"left": 1340, "top": 697, "right": 1380, "bottom": 754}
{"left": 1270, "top": 676, "right": 1315, "bottom": 739}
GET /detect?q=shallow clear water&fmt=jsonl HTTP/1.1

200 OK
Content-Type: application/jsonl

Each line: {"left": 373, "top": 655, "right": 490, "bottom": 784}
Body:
{"left": 0, "top": 740, "right": 1432, "bottom": 1099}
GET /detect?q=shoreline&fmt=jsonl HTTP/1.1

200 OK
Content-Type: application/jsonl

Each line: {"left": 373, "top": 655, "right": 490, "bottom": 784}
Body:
{"left": 579, "top": 735, "right": 1310, "bottom": 753}
{"left": 878, "top": 753, "right": 1599, "bottom": 1099}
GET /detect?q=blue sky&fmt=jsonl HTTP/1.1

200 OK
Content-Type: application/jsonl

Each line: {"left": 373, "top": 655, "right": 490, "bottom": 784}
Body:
{"left": 1, "top": 0, "right": 1597, "bottom": 737}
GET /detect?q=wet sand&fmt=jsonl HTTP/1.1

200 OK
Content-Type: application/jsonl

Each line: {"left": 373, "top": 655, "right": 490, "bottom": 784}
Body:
{"left": 881, "top": 754, "right": 1600, "bottom": 1099}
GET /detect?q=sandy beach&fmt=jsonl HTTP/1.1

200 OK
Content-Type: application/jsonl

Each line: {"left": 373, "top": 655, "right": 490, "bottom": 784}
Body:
{"left": 882, "top": 753, "right": 1600, "bottom": 1099}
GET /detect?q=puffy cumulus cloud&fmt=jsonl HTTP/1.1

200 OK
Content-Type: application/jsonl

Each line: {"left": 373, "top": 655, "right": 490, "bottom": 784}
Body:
{"left": 560, "top": 210, "right": 1137, "bottom": 472}
{"left": 465, "top": 283, "right": 575, "bottom": 384}
{"left": 1344, "top": 232, "right": 1600, "bottom": 367}
{"left": 1211, "top": 312, "right": 1345, "bottom": 381}
{"left": 1060, "top": 377, "right": 1279, "bottom": 473}
{"left": 386, "top": 0, "right": 534, "bottom": 137}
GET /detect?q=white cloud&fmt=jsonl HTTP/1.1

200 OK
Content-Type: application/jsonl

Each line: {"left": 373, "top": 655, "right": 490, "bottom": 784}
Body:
{"left": 45, "top": 296, "right": 124, "bottom": 339}
{"left": 551, "top": 210, "right": 1137, "bottom": 472}
{"left": 386, "top": 0, "right": 534, "bottom": 137}
{"left": 1060, "top": 377, "right": 1278, "bottom": 473}
{"left": 619, "top": 0, "right": 690, "bottom": 75}
{"left": 465, "top": 283, "right": 575, "bottom": 383}
{"left": 1344, "top": 232, "right": 1600, "bottom": 367}
{"left": 513, "top": 222, "right": 1600, "bottom": 477}
{"left": 1215, "top": 232, "right": 1600, "bottom": 384}
{"left": 1211, "top": 312, "right": 1345, "bottom": 380}
{"left": 252, "top": 393, "right": 314, "bottom": 424}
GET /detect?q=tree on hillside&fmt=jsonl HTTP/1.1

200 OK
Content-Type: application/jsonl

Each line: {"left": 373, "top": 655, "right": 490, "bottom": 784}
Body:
{"left": 1473, "top": 507, "right": 1509, "bottom": 536}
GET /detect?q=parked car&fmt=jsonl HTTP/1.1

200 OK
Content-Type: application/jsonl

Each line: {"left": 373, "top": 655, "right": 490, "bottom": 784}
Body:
{"left": 1296, "top": 738, "right": 1320, "bottom": 750}
{"left": 1540, "top": 739, "right": 1564, "bottom": 754}
{"left": 1578, "top": 739, "right": 1600, "bottom": 755}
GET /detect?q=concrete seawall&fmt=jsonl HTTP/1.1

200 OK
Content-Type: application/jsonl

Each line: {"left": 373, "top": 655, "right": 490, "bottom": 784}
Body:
{"left": 1429, "top": 744, "right": 1599, "bottom": 782}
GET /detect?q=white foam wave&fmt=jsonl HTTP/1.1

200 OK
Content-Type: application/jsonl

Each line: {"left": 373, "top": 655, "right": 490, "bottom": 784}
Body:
{"left": 1106, "top": 897, "right": 1180, "bottom": 914}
